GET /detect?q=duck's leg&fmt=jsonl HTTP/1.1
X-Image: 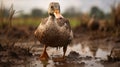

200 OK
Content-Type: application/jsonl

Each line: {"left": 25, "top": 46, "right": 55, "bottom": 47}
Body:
{"left": 40, "top": 45, "right": 49, "bottom": 60}
{"left": 52, "top": 46, "right": 67, "bottom": 62}
{"left": 63, "top": 46, "right": 67, "bottom": 59}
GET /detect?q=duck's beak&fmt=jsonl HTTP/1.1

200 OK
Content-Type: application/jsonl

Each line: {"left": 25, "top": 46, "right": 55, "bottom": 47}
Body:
{"left": 54, "top": 9, "right": 63, "bottom": 18}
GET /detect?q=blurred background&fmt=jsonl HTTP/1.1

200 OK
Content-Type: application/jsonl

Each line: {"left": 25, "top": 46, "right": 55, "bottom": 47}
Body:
{"left": 0, "top": 0, "right": 120, "bottom": 27}
{"left": 0, "top": 0, "right": 120, "bottom": 39}
{"left": 1, "top": 0, "right": 120, "bottom": 67}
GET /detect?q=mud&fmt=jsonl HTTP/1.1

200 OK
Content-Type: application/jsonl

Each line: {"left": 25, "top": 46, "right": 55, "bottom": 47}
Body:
{"left": 0, "top": 39, "right": 120, "bottom": 67}
{"left": 0, "top": 26, "right": 120, "bottom": 67}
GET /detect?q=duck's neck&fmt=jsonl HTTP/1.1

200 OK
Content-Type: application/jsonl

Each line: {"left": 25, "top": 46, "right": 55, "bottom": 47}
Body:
{"left": 49, "top": 15, "right": 55, "bottom": 21}
{"left": 46, "top": 15, "right": 56, "bottom": 26}
{"left": 46, "top": 15, "right": 58, "bottom": 29}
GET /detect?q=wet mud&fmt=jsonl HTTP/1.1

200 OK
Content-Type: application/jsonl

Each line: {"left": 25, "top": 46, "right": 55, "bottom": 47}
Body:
{"left": 0, "top": 39, "right": 120, "bottom": 67}
{"left": 0, "top": 26, "right": 120, "bottom": 67}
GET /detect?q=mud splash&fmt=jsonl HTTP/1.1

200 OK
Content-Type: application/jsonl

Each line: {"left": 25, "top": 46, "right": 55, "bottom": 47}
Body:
{"left": 0, "top": 39, "right": 120, "bottom": 67}
{"left": 24, "top": 40, "right": 119, "bottom": 67}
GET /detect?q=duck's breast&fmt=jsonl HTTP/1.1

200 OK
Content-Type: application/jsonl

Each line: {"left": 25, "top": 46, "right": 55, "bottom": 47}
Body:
{"left": 35, "top": 18, "right": 72, "bottom": 47}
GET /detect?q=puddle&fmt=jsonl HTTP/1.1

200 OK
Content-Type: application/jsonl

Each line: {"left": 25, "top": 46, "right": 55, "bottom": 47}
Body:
{"left": 1, "top": 40, "right": 120, "bottom": 67}
{"left": 96, "top": 48, "right": 110, "bottom": 60}
{"left": 25, "top": 41, "right": 117, "bottom": 67}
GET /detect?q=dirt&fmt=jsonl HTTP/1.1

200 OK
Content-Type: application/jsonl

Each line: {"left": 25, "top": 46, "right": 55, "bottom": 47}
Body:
{"left": 0, "top": 26, "right": 120, "bottom": 67}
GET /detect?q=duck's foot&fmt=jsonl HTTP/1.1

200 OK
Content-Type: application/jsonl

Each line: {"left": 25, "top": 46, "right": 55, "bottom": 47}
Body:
{"left": 40, "top": 51, "right": 49, "bottom": 61}
{"left": 40, "top": 52, "right": 49, "bottom": 61}
{"left": 52, "top": 57, "right": 66, "bottom": 62}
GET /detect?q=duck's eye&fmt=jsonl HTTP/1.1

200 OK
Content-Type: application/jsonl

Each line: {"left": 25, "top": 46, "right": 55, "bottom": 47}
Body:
{"left": 51, "top": 6, "right": 54, "bottom": 9}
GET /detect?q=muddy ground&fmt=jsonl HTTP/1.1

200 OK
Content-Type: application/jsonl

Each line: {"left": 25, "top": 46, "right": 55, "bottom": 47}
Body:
{"left": 0, "top": 26, "right": 120, "bottom": 67}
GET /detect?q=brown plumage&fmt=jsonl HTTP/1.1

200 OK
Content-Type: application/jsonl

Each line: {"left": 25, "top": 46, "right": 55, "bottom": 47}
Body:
{"left": 34, "top": 2, "right": 73, "bottom": 61}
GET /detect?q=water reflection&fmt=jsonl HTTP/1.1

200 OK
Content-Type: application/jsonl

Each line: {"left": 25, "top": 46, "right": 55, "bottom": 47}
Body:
{"left": 26, "top": 40, "right": 117, "bottom": 67}
{"left": 84, "top": 59, "right": 104, "bottom": 67}
{"left": 40, "top": 60, "right": 49, "bottom": 67}
{"left": 96, "top": 48, "right": 110, "bottom": 60}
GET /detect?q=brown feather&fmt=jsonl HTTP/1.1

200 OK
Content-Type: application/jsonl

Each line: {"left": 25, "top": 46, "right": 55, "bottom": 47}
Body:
{"left": 34, "top": 17, "right": 73, "bottom": 47}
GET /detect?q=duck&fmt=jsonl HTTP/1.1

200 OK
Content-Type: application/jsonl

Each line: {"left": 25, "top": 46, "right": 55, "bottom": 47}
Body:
{"left": 34, "top": 2, "right": 73, "bottom": 61}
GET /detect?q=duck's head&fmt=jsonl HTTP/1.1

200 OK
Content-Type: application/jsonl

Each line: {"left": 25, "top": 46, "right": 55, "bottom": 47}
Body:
{"left": 48, "top": 2, "right": 63, "bottom": 18}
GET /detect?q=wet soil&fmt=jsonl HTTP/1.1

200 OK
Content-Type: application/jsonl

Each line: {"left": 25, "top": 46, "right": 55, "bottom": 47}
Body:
{"left": 0, "top": 26, "right": 120, "bottom": 67}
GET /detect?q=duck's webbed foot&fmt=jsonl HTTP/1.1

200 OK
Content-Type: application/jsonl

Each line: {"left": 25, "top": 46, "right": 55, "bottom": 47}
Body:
{"left": 52, "top": 46, "right": 67, "bottom": 62}
{"left": 40, "top": 45, "right": 49, "bottom": 61}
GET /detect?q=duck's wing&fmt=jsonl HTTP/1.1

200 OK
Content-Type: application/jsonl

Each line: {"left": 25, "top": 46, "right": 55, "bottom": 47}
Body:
{"left": 40, "top": 17, "right": 48, "bottom": 25}
{"left": 57, "top": 18, "right": 73, "bottom": 40}
{"left": 34, "top": 17, "right": 48, "bottom": 38}
{"left": 56, "top": 18, "right": 71, "bottom": 31}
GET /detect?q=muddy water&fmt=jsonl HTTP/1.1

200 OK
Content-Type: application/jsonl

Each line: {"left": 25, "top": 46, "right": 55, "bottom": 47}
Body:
{"left": 22, "top": 40, "right": 120, "bottom": 67}
{"left": 1, "top": 40, "right": 120, "bottom": 67}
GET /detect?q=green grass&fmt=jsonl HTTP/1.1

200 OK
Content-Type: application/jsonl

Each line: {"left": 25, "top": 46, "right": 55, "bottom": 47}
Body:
{"left": 0, "top": 18, "right": 81, "bottom": 28}
{"left": 12, "top": 18, "right": 81, "bottom": 28}
{"left": 12, "top": 18, "right": 41, "bottom": 27}
{"left": 69, "top": 18, "right": 81, "bottom": 28}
